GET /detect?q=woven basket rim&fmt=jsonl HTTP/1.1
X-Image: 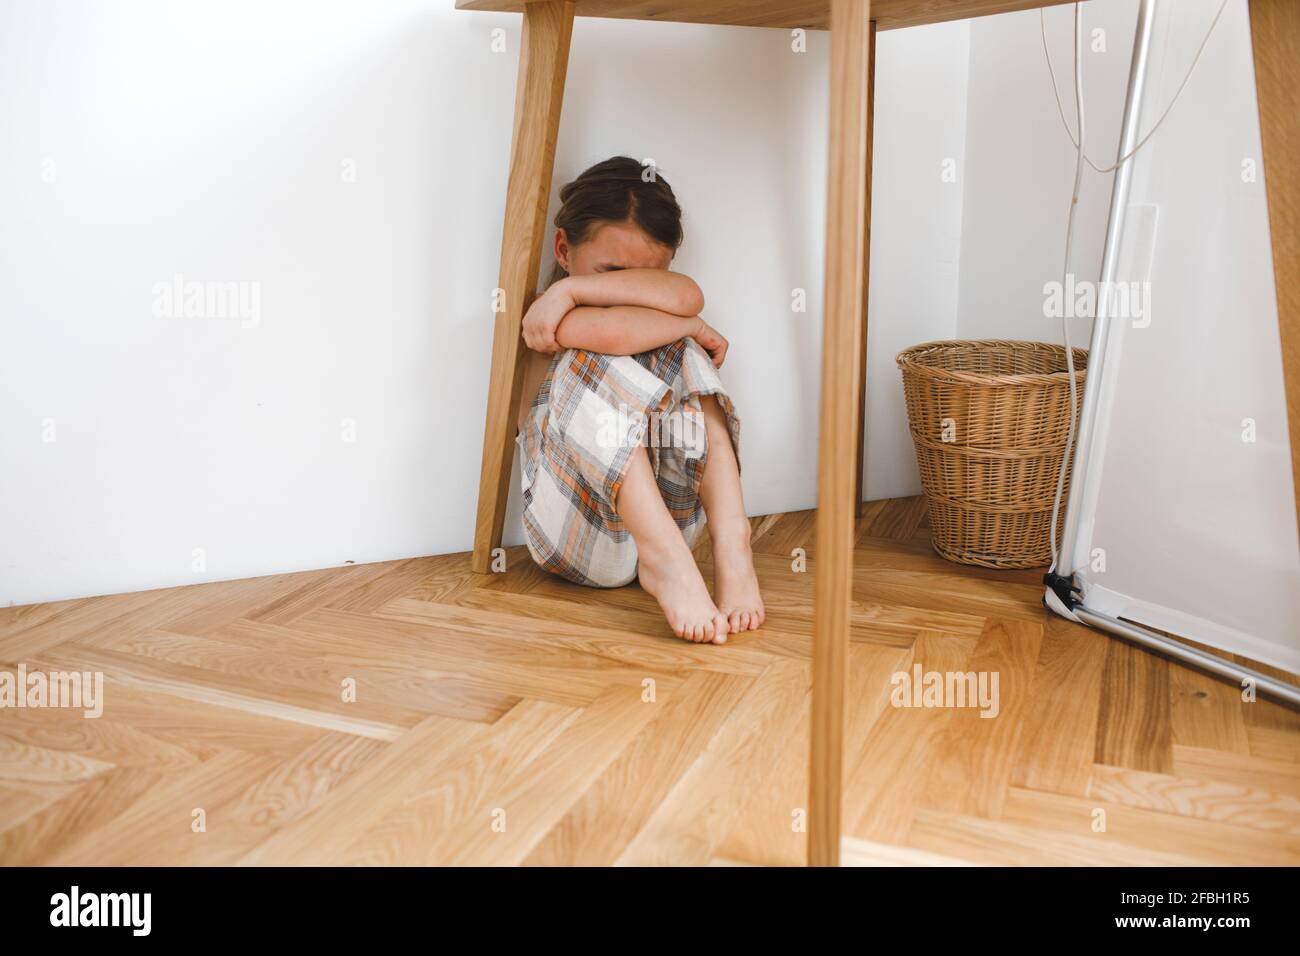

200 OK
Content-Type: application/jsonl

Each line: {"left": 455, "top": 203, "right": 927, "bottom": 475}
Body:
{"left": 896, "top": 339, "right": 1087, "bottom": 387}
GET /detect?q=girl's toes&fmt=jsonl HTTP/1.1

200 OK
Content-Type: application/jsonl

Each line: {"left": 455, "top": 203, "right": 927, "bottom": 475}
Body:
{"left": 712, "top": 614, "right": 729, "bottom": 644}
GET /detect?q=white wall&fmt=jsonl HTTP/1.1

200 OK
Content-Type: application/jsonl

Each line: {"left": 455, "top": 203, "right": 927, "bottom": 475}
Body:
{"left": 861, "top": 19, "right": 971, "bottom": 502}
{"left": 0, "top": 1, "right": 969, "bottom": 606}
{"left": 2, "top": 0, "right": 507, "bottom": 605}
{"left": 956, "top": 0, "right": 1138, "bottom": 344}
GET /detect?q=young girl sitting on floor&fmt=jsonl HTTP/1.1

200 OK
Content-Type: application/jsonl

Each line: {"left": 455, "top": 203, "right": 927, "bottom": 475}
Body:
{"left": 516, "top": 156, "right": 763, "bottom": 645}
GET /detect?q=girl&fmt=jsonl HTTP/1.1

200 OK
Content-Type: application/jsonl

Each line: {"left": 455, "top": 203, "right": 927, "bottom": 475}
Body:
{"left": 516, "top": 156, "right": 763, "bottom": 645}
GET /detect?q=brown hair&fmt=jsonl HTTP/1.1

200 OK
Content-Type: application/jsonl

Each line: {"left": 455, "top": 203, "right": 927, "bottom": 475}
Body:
{"left": 546, "top": 156, "right": 684, "bottom": 287}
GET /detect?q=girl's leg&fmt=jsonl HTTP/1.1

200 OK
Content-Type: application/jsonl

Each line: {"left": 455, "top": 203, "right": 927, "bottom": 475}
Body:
{"left": 616, "top": 444, "right": 731, "bottom": 644}
{"left": 697, "top": 395, "right": 765, "bottom": 632}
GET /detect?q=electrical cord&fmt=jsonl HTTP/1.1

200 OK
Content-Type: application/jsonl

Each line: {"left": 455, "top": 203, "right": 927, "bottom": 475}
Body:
{"left": 1040, "top": 0, "right": 1229, "bottom": 174}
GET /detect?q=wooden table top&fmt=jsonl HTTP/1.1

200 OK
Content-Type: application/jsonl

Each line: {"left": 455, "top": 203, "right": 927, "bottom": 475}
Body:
{"left": 455, "top": 0, "right": 1074, "bottom": 32}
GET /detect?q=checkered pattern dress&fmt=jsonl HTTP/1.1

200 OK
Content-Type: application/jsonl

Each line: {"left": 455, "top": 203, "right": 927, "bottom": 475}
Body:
{"left": 516, "top": 337, "right": 741, "bottom": 588}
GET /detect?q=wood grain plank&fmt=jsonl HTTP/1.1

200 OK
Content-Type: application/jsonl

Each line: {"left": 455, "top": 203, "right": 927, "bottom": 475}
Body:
{"left": 719, "top": 642, "right": 909, "bottom": 866}
{"left": 1094, "top": 636, "right": 1172, "bottom": 774}
{"left": 1172, "top": 743, "right": 1300, "bottom": 798}
{"left": 1000, "top": 786, "right": 1300, "bottom": 865}
{"left": 238, "top": 713, "right": 492, "bottom": 865}
{"left": 841, "top": 833, "right": 978, "bottom": 866}
{"left": 443, "top": 686, "right": 665, "bottom": 866}
{"left": 852, "top": 18, "right": 877, "bottom": 519}
{"left": 1010, "top": 614, "right": 1107, "bottom": 795}
{"left": 46, "top": 750, "right": 278, "bottom": 865}
{"left": 0, "top": 767, "right": 165, "bottom": 865}
{"left": 1169, "top": 660, "right": 1250, "bottom": 754}
{"left": 1089, "top": 762, "right": 1300, "bottom": 836}
{"left": 53, "top": 735, "right": 385, "bottom": 866}
{"left": 203, "top": 617, "right": 520, "bottom": 723}
{"left": 108, "top": 628, "right": 508, "bottom": 727}
{"left": 1248, "top": 0, "right": 1300, "bottom": 543}
{"left": 34, "top": 644, "right": 409, "bottom": 742}
{"left": 809, "top": 0, "right": 873, "bottom": 869}
{"left": 907, "top": 806, "right": 1197, "bottom": 867}
{"left": 455, "top": 0, "right": 1075, "bottom": 33}
{"left": 920, "top": 617, "right": 1043, "bottom": 819}
{"left": 843, "top": 631, "right": 976, "bottom": 843}
{"left": 860, "top": 495, "right": 926, "bottom": 540}
{"left": 1246, "top": 725, "right": 1300, "bottom": 763}
{"left": 324, "top": 699, "right": 583, "bottom": 866}
{"left": 523, "top": 670, "right": 754, "bottom": 866}
{"left": 0, "top": 710, "right": 201, "bottom": 774}
{"left": 294, "top": 606, "right": 681, "bottom": 706}
{"left": 380, "top": 593, "right": 772, "bottom": 677}
{"left": 0, "top": 737, "right": 115, "bottom": 785}
{"left": 618, "top": 658, "right": 811, "bottom": 866}
{"left": 472, "top": 0, "right": 575, "bottom": 571}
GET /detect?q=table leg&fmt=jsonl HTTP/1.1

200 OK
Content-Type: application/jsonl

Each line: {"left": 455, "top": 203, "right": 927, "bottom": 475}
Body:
{"left": 1248, "top": 0, "right": 1300, "bottom": 542}
{"left": 810, "top": 0, "right": 874, "bottom": 868}
{"left": 853, "top": 23, "right": 877, "bottom": 518}
{"left": 472, "top": 1, "right": 575, "bottom": 573}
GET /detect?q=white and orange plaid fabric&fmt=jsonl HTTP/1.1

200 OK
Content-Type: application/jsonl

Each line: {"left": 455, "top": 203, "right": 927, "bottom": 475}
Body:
{"left": 516, "top": 337, "right": 740, "bottom": 587}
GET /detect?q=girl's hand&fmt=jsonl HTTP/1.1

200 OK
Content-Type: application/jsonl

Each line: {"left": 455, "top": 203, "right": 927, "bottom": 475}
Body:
{"left": 522, "top": 283, "right": 574, "bottom": 353}
{"left": 692, "top": 319, "right": 728, "bottom": 368}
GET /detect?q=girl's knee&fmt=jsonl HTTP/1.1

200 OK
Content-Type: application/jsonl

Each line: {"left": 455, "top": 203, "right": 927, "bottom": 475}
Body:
{"left": 587, "top": 565, "right": 638, "bottom": 588}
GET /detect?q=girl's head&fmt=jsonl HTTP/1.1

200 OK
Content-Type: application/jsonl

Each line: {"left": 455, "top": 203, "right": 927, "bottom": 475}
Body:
{"left": 548, "top": 156, "right": 684, "bottom": 285}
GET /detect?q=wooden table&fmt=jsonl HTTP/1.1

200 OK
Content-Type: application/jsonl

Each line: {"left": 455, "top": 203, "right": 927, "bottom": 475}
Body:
{"left": 457, "top": 0, "right": 1300, "bottom": 866}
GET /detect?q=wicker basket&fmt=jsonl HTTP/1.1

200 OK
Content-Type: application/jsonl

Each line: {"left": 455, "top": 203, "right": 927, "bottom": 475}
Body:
{"left": 896, "top": 340, "right": 1087, "bottom": 569}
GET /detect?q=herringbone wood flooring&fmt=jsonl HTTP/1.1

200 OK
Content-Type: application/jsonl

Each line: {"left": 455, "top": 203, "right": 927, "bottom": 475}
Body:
{"left": 2, "top": 497, "right": 1298, "bottom": 866}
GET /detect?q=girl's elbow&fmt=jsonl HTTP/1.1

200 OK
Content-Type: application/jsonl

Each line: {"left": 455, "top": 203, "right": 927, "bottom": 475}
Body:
{"left": 678, "top": 278, "right": 705, "bottom": 316}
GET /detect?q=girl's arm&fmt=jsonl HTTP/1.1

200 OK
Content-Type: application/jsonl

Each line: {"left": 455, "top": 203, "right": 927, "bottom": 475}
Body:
{"left": 554, "top": 306, "right": 702, "bottom": 356}
{"left": 562, "top": 269, "right": 704, "bottom": 317}
{"left": 556, "top": 306, "right": 729, "bottom": 368}
{"left": 523, "top": 270, "right": 704, "bottom": 353}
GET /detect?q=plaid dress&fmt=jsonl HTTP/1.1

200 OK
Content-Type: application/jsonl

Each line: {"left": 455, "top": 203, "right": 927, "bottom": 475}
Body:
{"left": 516, "top": 337, "right": 741, "bottom": 588}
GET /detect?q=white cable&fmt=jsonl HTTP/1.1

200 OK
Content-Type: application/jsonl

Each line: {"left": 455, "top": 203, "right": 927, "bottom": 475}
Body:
{"left": 1049, "top": 2, "right": 1086, "bottom": 571}
{"left": 1039, "top": 0, "right": 1228, "bottom": 173}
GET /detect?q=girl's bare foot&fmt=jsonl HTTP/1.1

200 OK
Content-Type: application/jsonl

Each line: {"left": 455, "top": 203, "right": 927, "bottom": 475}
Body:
{"left": 711, "top": 525, "right": 765, "bottom": 633}
{"left": 637, "top": 543, "right": 730, "bottom": 644}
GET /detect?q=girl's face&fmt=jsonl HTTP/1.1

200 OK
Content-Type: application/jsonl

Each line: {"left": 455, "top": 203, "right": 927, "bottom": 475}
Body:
{"left": 554, "top": 220, "right": 673, "bottom": 277}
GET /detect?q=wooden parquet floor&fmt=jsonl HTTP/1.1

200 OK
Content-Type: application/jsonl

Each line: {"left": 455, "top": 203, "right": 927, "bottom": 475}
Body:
{"left": 2, "top": 497, "right": 1298, "bottom": 866}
